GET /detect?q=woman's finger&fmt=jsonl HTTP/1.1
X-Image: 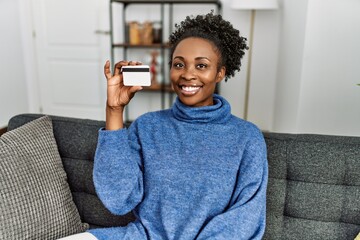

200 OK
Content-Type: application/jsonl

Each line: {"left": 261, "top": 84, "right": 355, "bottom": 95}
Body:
{"left": 104, "top": 60, "right": 112, "bottom": 80}
{"left": 113, "top": 61, "right": 128, "bottom": 76}
{"left": 111, "top": 60, "right": 142, "bottom": 78}
{"left": 129, "top": 86, "right": 143, "bottom": 95}
{"left": 126, "top": 86, "right": 143, "bottom": 101}
{"left": 128, "top": 61, "right": 142, "bottom": 66}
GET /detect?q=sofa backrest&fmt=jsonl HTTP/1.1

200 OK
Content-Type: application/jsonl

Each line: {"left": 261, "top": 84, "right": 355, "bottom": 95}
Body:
{"left": 263, "top": 132, "right": 360, "bottom": 239}
{"left": 8, "top": 114, "right": 360, "bottom": 239}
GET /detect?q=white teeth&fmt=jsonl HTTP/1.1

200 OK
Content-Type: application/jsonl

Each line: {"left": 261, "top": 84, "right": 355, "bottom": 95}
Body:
{"left": 182, "top": 86, "right": 200, "bottom": 91}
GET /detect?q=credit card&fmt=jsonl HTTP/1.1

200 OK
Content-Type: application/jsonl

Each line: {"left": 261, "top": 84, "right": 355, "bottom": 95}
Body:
{"left": 122, "top": 65, "right": 151, "bottom": 86}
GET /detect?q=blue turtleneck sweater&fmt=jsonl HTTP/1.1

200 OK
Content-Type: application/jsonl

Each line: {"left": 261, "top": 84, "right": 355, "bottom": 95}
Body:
{"left": 89, "top": 95, "right": 268, "bottom": 240}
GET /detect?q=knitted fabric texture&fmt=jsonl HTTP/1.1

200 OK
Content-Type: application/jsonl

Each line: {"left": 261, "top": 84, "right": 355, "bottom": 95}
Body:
{"left": 89, "top": 95, "right": 268, "bottom": 240}
{"left": 0, "top": 116, "right": 88, "bottom": 239}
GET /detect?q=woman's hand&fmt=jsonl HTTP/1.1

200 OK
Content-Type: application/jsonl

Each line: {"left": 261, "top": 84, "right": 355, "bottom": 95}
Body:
{"left": 104, "top": 60, "right": 143, "bottom": 130}
{"left": 104, "top": 60, "right": 143, "bottom": 111}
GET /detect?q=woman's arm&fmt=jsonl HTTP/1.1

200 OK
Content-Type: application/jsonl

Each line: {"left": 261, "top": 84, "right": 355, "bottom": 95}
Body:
{"left": 92, "top": 60, "right": 145, "bottom": 215}
{"left": 93, "top": 125, "right": 144, "bottom": 215}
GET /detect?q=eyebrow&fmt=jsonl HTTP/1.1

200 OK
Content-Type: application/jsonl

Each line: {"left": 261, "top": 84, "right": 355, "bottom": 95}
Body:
{"left": 173, "top": 56, "right": 211, "bottom": 61}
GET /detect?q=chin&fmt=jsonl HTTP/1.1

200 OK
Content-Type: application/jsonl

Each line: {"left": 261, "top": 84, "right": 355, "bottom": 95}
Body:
{"left": 178, "top": 96, "right": 212, "bottom": 107}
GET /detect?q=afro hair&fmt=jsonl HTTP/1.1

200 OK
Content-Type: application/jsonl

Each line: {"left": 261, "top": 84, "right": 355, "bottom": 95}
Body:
{"left": 169, "top": 11, "right": 248, "bottom": 81}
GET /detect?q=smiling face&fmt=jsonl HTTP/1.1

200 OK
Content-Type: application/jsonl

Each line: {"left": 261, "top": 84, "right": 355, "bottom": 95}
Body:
{"left": 170, "top": 37, "right": 225, "bottom": 107}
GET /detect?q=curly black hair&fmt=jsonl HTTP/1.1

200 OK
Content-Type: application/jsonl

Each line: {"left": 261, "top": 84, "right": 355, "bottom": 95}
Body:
{"left": 169, "top": 11, "right": 248, "bottom": 81}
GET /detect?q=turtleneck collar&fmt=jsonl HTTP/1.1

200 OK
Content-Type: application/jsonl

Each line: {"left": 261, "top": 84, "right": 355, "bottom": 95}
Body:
{"left": 171, "top": 94, "right": 232, "bottom": 124}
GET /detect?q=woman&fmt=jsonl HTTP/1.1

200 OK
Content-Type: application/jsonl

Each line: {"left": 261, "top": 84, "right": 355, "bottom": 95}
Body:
{"left": 61, "top": 11, "right": 268, "bottom": 240}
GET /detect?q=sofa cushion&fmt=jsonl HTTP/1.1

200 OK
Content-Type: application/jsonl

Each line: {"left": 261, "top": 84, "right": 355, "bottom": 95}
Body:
{"left": 0, "top": 116, "right": 88, "bottom": 239}
{"left": 263, "top": 132, "right": 360, "bottom": 240}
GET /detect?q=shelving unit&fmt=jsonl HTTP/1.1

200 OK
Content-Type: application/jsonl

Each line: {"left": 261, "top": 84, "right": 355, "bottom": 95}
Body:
{"left": 110, "top": 0, "right": 222, "bottom": 121}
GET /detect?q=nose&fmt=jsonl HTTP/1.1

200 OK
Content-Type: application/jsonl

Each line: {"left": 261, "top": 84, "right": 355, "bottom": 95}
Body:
{"left": 180, "top": 66, "right": 196, "bottom": 81}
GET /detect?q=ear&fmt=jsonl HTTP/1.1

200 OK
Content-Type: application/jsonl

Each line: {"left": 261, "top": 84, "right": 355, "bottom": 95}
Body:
{"left": 216, "top": 66, "right": 226, "bottom": 83}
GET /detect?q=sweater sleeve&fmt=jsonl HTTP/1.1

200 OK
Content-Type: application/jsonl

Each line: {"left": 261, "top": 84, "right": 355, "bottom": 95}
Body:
{"left": 93, "top": 126, "right": 144, "bottom": 215}
{"left": 196, "top": 129, "right": 268, "bottom": 240}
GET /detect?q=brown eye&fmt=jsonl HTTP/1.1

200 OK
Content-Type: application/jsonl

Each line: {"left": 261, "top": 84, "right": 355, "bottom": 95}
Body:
{"left": 173, "top": 62, "right": 184, "bottom": 68}
{"left": 197, "top": 64, "right": 207, "bottom": 69}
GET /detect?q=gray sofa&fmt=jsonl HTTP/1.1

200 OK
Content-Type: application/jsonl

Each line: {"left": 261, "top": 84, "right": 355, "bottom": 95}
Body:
{"left": 7, "top": 113, "right": 360, "bottom": 239}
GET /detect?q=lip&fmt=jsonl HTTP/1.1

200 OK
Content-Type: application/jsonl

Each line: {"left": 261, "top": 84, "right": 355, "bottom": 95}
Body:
{"left": 178, "top": 84, "right": 202, "bottom": 96}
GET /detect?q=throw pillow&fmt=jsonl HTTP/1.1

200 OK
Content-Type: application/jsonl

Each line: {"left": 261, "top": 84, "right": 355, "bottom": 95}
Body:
{"left": 0, "top": 116, "right": 89, "bottom": 239}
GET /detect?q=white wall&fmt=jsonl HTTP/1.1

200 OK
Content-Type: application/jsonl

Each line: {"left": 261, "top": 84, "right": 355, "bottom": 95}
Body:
{"left": 272, "top": 0, "right": 309, "bottom": 133}
{"left": 236, "top": 8, "right": 279, "bottom": 131}
{"left": 272, "top": 0, "right": 360, "bottom": 136}
{"left": 296, "top": 0, "right": 360, "bottom": 136}
{"left": 0, "top": 0, "right": 28, "bottom": 128}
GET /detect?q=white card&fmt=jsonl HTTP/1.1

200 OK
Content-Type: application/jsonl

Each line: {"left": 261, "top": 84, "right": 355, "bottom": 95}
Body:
{"left": 122, "top": 65, "right": 151, "bottom": 86}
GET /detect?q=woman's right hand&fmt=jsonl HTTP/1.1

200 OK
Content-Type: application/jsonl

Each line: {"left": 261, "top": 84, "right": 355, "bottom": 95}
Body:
{"left": 104, "top": 60, "right": 143, "bottom": 111}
